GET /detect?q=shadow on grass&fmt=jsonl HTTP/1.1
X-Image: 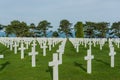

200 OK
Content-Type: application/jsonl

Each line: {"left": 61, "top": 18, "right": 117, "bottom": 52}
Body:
{"left": 0, "top": 48, "right": 8, "bottom": 53}
{"left": 24, "top": 53, "right": 28, "bottom": 56}
{"left": 46, "top": 66, "right": 53, "bottom": 80}
{"left": 0, "top": 61, "right": 10, "bottom": 71}
{"left": 94, "top": 59, "right": 110, "bottom": 66}
{"left": 74, "top": 62, "right": 87, "bottom": 72}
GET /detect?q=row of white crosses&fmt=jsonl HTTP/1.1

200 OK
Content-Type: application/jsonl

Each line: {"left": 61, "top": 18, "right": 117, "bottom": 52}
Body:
{"left": 28, "top": 38, "right": 64, "bottom": 68}
{"left": 0, "top": 37, "right": 64, "bottom": 70}
{"left": 69, "top": 38, "right": 117, "bottom": 74}
{"left": 98, "top": 38, "right": 107, "bottom": 50}
{"left": 37, "top": 38, "right": 62, "bottom": 56}
{"left": 0, "top": 38, "right": 13, "bottom": 64}
{"left": 0, "top": 37, "right": 33, "bottom": 59}
{"left": 49, "top": 38, "right": 67, "bottom": 80}
{"left": 0, "top": 37, "right": 119, "bottom": 77}
{"left": 110, "top": 38, "right": 120, "bottom": 48}
{"left": 37, "top": 38, "right": 47, "bottom": 56}
{"left": 69, "top": 38, "right": 80, "bottom": 53}
{"left": 69, "top": 38, "right": 107, "bottom": 53}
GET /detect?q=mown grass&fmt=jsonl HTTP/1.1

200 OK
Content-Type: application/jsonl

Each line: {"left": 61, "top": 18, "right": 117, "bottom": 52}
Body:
{"left": 0, "top": 39, "right": 120, "bottom": 80}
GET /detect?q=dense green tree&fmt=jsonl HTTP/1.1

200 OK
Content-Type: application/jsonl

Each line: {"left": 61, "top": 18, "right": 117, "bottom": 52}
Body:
{"left": 111, "top": 22, "right": 120, "bottom": 37}
{"left": 95, "top": 22, "right": 109, "bottom": 38}
{"left": 0, "top": 24, "right": 6, "bottom": 30}
{"left": 74, "top": 22, "right": 84, "bottom": 38}
{"left": 0, "top": 24, "right": 3, "bottom": 30}
{"left": 0, "top": 24, "right": 6, "bottom": 37}
{"left": 5, "top": 20, "right": 30, "bottom": 37}
{"left": 84, "top": 22, "right": 109, "bottom": 38}
{"left": 5, "top": 26, "right": 13, "bottom": 37}
{"left": 84, "top": 22, "right": 95, "bottom": 38}
{"left": 30, "top": 23, "right": 36, "bottom": 29}
{"left": 52, "top": 31, "right": 59, "bottom": 37}
{"left": 37, "top": 20, "right": 52, "bottom": 37}
{"left": 58, "top": 19, "right": 72, "bottom": 38}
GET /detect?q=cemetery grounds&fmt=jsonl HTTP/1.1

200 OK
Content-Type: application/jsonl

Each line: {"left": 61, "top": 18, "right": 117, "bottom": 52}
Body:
{"left": 0, "top": 38, "right": 120, "bottom": 80}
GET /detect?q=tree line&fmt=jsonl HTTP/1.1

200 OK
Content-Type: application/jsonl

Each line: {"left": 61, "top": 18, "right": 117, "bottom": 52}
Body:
{"left": 0, "top": 19, "right": 120, "bottom": 38}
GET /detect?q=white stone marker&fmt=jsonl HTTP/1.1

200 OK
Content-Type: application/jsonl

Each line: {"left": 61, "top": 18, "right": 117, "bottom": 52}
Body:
{"left": 13, "top": 41, "right": 19, "bottom": 54}
{"left": 19, "top": 41, "right": 26, "bottom": 59}
{"left": 42, "top": 43, "right": 47, "bottom": 56}
{"left": 89, "top": 41, "right": 92, "bottom": 50}
{"left": 109, "top": 47, "right": 116, "bottom": 68}
{"left": 10, "top": 41, "right": 13, "bottom": 51}
{"left": 29, "top": 47, "right": 38, "bottom": 67}
{"left": 84, "top": 49, "right": 94, "bottom": 74}
{"left": 48, "top": 41, "right": 52, "bottom": 51}
{"left": 7, "top": 41, "right": 10, "bottom": 48}
{"left": 76, "top": 43, "right": 79, "bottom": 53}
{"left": 32, "top": 40, "right": 37, "bottom": 50}
{"left": 38, "top": 41, "right": 43, "bottom": 48}
{"left": 0, "top": 55, "right": 4, "bottom": 59}
{"left": 49, "top": 53, "right": 59, "bottom": 80}
{"left": 100, "top": 43, "right": 102, "bottom": 50}
{"left": 57, "top": 49, "right": 64, "bottom": 64}
{"left": 52, "top": 41, "right": 55, "bottom": 47}
{"left": 117, "top": 41, "right": 119, "bottom": 48}
{"left": 25, "top": 41, "right": 29, "bottom": 49}
{"left": 84, "top": 41, "right": 87, "bottom": 48}
{"left": 93, "top": 40, "right": 96, "bottom": 47}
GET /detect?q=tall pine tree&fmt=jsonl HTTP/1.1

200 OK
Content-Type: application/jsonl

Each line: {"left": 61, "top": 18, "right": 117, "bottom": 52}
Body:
{"left": 74, "top": 22, "right": 84, "bottom": 38}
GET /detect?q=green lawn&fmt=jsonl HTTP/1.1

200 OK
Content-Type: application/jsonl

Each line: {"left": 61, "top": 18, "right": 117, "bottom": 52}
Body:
{"left": 0, "top": 39, "right": 120, "bottom": 80}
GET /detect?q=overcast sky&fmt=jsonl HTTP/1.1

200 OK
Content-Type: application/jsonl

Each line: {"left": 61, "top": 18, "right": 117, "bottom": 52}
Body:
{"left": 0, "top": 0, "right": 120, "bottom": 30}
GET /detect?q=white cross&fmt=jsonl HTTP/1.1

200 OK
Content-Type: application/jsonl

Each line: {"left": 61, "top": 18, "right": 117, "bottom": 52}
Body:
{"left": 117, "top": 41, "right": 119, "bottom": 48}
{"left": 109, "top": 40, "right": 113, "bottom": 48}
{"left": 32, "top": 40, "right": 37, "bottom": 50}
{"left": 25, "top": 41, "right": 29, "bottom": 49}
{"left": 0, "top": 55, "right": 4, "bottom": 59}
{"left": 52, "top": 41, "right": 55, "bottom": 47}
{"left": 57, "top": 49, "right": 64, "bottom": 64}
{"left": 10, "top": 41, "right": 13, "bottom": 51}
{"left": 13, "top": 41, "right": 19, "bottom": 54}
{"left": 57, "top": 48, "right": 64, "bottom": 54}
{"left": 7, "top": 40, "right": 10, "bottom": 48}
{"left": 100, "top": 43, "right": 103, "bottom": 50}
{"left": 42, "top": 43, "right": 47, "bottom": 56}
{"left": 84, "top": 49, "right": 94, "bottom": 74}
{"left": 84, "top": 41, "right": 87, "bottom": 48}
{"left": 38, "top": 41, "right": 43, "bottom": 48}
{"left": 75, "top": 43, "right": 79, "bottom": 53}
{"left": 19, "top": 42, "right": 26, "bottom": 59}
{"left": 59, "top": 45, "right": 65, "bottom": 51}
{"left": 89, "top": 41, "right": 92, "bottom": 50}
{"left": 109, "top": 47, "right": 116, "bottom": 68}
{"left": 93, "top": 41, "right": 96, "bottom": 47}
{"left": 48, "top": 41, "right": 52, "bottom": 51}
{"left": 29, "top": 47, "right": 38, "bottom": 67}
{"left": 81, "top": 41, "right": 84, "bottom": 45}
{"left": 49, "top": 53, "right": 59, "bottom": 80}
